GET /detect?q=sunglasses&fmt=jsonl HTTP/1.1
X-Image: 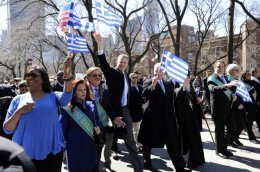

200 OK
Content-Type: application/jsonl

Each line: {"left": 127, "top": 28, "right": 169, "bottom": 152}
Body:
{"left": 25, "top": 72, "right": 41, "bottom": 79}
{"left": 91, "top": 74, "right": 102, "bottom": 78}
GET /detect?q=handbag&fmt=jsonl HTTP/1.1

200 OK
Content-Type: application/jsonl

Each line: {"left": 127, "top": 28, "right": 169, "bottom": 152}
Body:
{"left": 93, "top": 112, "right": 106, "bottom": 146}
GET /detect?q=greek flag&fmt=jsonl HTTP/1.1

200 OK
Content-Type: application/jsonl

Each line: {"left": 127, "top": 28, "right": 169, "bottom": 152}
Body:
{"left": 95, "top": 0, "right": 122, "bottom": 26}
{"left": 67, "top": 14, "right": 95, "bottom": 32}
{"left": 67, "top": 33, "right": 89, "bottom": 53}
{"left": 160, "top": 50, "right": 188, "bottom": 83}
{"left": 235, "top": 80, "right": 252, "bottom": 102}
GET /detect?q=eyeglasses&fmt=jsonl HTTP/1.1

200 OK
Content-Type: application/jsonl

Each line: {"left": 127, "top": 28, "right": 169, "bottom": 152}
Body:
{"left": 91, "top": 74, "right": 102, "bottom": 78}
{"left": 25, "top": 72, "right": 41, "bottom": 79}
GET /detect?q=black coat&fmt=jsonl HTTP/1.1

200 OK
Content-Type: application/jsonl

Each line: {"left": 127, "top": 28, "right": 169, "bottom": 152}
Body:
{"left": 175, "top": 86, "right": 205, "bottom": 168}
{"left": 98, "top": 54, "right": 131, "bottom": 118}
{"left": 52, "top": 82, "right": 63, "bottom": 92}
{"left": 129, "top": 84, "right": 143, "bottom": 122}
{"left": 138, "top": 79, "right": 178, "bottom": 148}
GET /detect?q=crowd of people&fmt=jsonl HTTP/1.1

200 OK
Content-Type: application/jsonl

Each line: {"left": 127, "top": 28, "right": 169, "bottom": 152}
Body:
{"left": 0, "top": 32, "right": 259, "bottom": 172}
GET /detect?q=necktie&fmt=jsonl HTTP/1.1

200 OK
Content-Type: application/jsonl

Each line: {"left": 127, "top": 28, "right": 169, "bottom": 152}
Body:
{"left": 221, "top": 75, "right": 227, "bottom": 84}
{"left": 94, "top": 88, "right": 99, "bottom": 98}
{"left": 159, "top": 80, "right": 166, "bottom": 93}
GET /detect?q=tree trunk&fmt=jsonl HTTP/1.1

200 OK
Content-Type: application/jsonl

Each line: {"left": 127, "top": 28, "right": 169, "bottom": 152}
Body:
{"left": 227, "top": 0, "right": 235, "bottom": 64}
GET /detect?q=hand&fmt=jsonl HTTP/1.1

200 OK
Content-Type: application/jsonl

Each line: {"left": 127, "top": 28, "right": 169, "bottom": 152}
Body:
{"left": 226, "top": 80, "right": 238, "bottom": 88}
{"left": 92, "top": 32, "right": 104, "bottom": 51}
{"left": 152, "top": 76, "right": 159, "bottom": 89}
{"left": 183, "top": 77, "right": 190, "bottom": 89}
{"left": 94, "top": 127, "right": 101, "bottom": 134}
{"left": 232, "top": 94, "right": 237, "bottom": 102}
{"left": 237, "top": 104, "right": 244, "bottom": 109}
{"left": 63, "top": 56, "right": 73, "bottom": 77}
{"left": 20, "top": 102, "right": 35, "bottom": 113}
{"left": 113, "top": 117, "right": 126, "bottom": 128}
{"left": 196, "top": 97, "right": 203, "bottom": 104}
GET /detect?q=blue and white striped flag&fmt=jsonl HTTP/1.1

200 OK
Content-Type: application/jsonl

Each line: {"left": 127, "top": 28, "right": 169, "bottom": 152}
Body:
{"left": 68, "top": 14, "right": 95, "bottom": 32}
{"left": 159, "top": 49, "right": 168, "bottom": 73}
{"left": 67, "top": 33, "right": 89, "bottom": 53}
{"left": 95, "top": 0, "right": 122, "bottom": 26}
{"left": 235, "top": 80, "right": 252, "bottom": 102}
{"left": 160, "top": 50, "right": 189, "bottom": 83}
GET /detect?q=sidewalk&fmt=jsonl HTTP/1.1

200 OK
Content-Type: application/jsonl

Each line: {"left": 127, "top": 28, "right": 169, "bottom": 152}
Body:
{"left": 62, "top": 115, "right": 260, "bottom": 172}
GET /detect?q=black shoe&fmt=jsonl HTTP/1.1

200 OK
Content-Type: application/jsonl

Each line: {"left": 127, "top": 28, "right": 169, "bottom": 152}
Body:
{"left": 144, "top": 162, "right": 156, "bottom": 171}
{"left": 225, "top": 150, "right": 233, "bottom": 156}
{"left": 176, "top": 167, "right": 191, "bottom": 172}
{"left": 216, "top": 151, "right": 228, "bottom": 159}
{"left": 112, "top": 153, "right": 119, "bottom": 160}
{"left": 230, "top": 142, "right": 239, "bottom": 148}
{"left": 250, "top": 139, "right": 258, "bottom": 144}
{"left": 234, "top": 140, "right": 243, "bottom": 146}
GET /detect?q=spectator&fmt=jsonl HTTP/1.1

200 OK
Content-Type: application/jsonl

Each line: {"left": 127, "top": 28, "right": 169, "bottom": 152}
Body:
{"left": 52, "top": 70, "right": 64, "bottom": 92}
{"left": 18, "top": 80, "right": 28, "bottom": 95}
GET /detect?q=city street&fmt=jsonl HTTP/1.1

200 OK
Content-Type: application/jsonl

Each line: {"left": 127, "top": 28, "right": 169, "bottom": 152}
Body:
{"left": 62, "top": 114, "right": 260, "bottom": 172}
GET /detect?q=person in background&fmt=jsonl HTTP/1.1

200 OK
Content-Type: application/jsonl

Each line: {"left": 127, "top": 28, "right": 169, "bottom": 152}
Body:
{"left": 250, "top": 68, "right": 260, "bottom": 132}
{"left": 93, "top": 32, "right": 142, "bottom": 172}
{"left": 18, "top": 81, "right": 28, "bottom": 95}
{"left": 3, "top": 56, "right": 73, "bottom": 172}
{"left": 61, "top": 79, "right": 102, "bottom": 172}
{"left": 129, "top": 72, "right": 144, "bottom": 152}
{"left": 86, "top": 67, "right": 125, "bottom": 172}
{"left": 202, "top": 70, "right": 212, "bottom": 115}
{"left": 52, "top": 70, "right": 64, "bottom": 92}
{"left": 11, "top": 78, "right": 22, "bottom": 94}
{"left": 138, "top": 63, "right": 189, "bottom": 172}
{"left": 241, "top": 71, "right": 258, "bottom": 143}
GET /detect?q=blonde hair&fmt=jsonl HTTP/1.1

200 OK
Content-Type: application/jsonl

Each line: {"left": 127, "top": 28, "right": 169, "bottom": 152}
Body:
{"left": 226, "top": 64, "right": 240, "bottom": 75}
{"left": 86, "top": 67, "right": 102, "bottom": 77}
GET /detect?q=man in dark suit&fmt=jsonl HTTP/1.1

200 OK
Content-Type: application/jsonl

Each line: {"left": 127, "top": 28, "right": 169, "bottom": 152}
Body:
{"left": 207, "top": 60, "right": 237, "bottom": 158}
{"left": 129, "top": 72, "right": 143, "bottom": 152}
{"left": 93, "top": 32, "right": 143, "bottom": 172}
{"left": 202, "top": 70, "right": 212, "bottom": 114}
{"left": 138, "top": 63, "right": 189, "bottom": 172}
{"left": 52, "top": 71, "right": 64, "bottom": 92}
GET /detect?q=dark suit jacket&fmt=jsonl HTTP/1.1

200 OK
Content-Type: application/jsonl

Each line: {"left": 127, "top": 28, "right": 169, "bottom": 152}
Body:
{"left": 202, "top": 77, "right": 210, "bottom": 101}
{"left": 138, "top": 79, "right": 178, "bottom": 147}
{"left": 98, "top": 53, "right": 131, "bottom": 118}
{"left": 129, "top": 84, "right": 143, "bottom": 122}
{"left": 52, "top": 82, "right": 63, "bottom": 92}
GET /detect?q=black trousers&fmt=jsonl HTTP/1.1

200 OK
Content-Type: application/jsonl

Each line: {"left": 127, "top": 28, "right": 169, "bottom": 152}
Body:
{"left": 32, "top": 151, "right": 63, "bottom": 172}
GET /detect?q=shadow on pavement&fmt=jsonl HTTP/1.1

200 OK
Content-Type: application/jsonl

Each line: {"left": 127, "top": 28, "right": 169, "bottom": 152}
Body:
{"left": 197, "top": 162, "right": 251, "bottom": 172}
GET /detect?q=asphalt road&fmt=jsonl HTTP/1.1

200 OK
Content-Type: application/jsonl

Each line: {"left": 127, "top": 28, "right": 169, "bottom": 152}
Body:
{"left": 62, "top": 115, "right": 260, "bottom": 172}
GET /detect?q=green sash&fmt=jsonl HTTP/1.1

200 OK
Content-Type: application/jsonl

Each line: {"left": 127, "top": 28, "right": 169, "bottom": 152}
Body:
{"left": 95, "top": 99, "right": 110, "bottom": 127}
{"left": 244, "top": 83, "right": 257, "bottom": 101}
{"left": 63, "top": 106, "right": 94, "bottom": 140}
{"left": 227, "top": 75, "right": 236, "bottom": 82}
{"left": 208, "top": 75, "right": 232, "bottom": 101}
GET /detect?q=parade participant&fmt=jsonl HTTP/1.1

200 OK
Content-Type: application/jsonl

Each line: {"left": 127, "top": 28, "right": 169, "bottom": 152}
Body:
{"left": 61, "top": 79, "right": 102, "bottom": 172}
{"left": 93, "top": 32, "right": 142, "bottom": 172}
{"left": 241, "top": 71, "right": 258, "bottom": 143}
{"left": 138, "top": 63, "right": 189, "bottom": 172}
{"left": 86, "top": 67, "right": 125, "bottom": 172}
{"left": 3, "top": 56, "right": 73, "bottom": 172}
{"left": 129, "top": 72, "right": 144, "bottom": 152}
{"left": 226, "top": 64, "right": 245, "bottom": 147}
{"left": 207, "top": 60, "right": 238, "bottom": 158}
{"left": 175, "top": 76, "right": 205, "bottom": 169}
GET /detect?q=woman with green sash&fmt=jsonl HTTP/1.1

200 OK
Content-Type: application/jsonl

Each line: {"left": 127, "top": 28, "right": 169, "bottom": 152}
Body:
{"left": 241, "top": 71, "right": 258, "bottom": 143}
{"left": 226, "top": 64, "right": 245, "bottom": 147}
{"left": 61, "top": 79, "right": 103, "bottom": 172}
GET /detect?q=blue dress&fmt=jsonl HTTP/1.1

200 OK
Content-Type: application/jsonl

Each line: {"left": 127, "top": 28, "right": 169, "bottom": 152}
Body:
{"left": 61, "top": 100, "right": 102, "bottom": 172}
{"left": 4, "top": 90, "right": 72, "bottom": 160}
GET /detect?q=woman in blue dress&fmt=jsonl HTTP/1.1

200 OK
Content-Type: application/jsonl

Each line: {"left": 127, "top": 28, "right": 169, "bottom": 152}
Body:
{"left": 3, "top": 56, "right": 74, "bottom": 172}
{"left": 61, "top": 79, "right": 102, "bottom": 172}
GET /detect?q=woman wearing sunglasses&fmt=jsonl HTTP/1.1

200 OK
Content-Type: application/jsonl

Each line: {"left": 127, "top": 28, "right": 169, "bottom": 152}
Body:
{"left": 3, "top": 56, "right": 74, "bottom": 172}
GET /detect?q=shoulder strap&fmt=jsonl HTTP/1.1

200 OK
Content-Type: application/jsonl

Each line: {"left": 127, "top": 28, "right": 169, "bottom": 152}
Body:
{"left": 63, "top": 106, "right": 94, "bottom": 140}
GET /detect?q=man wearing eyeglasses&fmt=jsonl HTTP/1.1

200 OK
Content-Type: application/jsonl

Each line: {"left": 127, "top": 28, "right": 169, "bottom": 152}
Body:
{"left": 93, "top": 32, "right": 143, "bottom": 172}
